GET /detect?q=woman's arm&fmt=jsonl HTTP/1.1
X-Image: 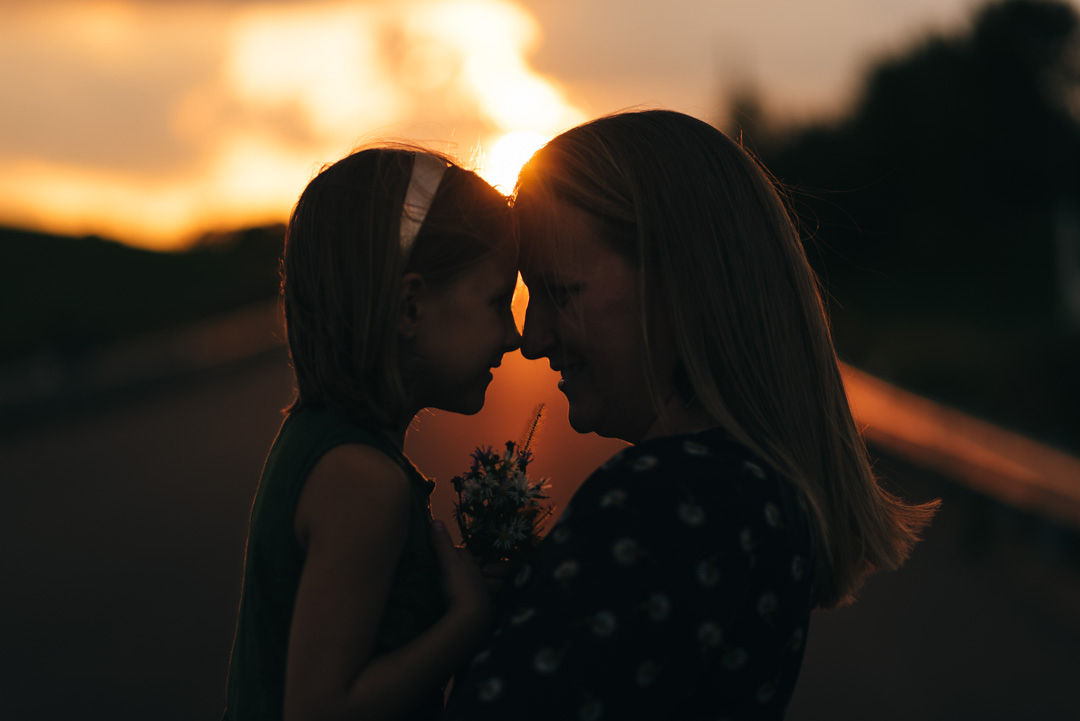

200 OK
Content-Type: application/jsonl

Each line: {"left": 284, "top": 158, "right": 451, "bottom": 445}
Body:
{"left": 285, "top": 444, "right": 490, "bottom": 721}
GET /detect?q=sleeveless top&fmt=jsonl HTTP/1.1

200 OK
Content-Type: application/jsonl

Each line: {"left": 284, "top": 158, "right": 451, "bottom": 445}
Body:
{"left": 223, "top": 406, "right": 445, "bottom": 720}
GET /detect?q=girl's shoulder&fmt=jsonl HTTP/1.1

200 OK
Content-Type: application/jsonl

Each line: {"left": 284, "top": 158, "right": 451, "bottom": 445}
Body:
{"left": 259, "top": 406, "right": 433, "bottom": 512}
{"left": 274, "top": 407, "right": 422, "bottom": 480}
{"left": 277, "top": 406, "right": 391, "bottom": 451}
{"left": 294, "top": 441, "right": 413, "bottom": 549}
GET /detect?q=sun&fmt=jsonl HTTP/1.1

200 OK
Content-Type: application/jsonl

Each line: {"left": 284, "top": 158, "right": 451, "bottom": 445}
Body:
{"left": 480, "top": 131, "right": 551, "bottom": 194}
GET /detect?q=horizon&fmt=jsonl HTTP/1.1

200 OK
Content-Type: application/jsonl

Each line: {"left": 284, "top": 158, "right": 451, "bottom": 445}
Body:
{"left": 3, "top": 0, "right": 1052, "bottom": 250}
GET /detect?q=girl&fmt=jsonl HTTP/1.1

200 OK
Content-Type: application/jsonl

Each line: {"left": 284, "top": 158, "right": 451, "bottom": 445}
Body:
{"left": 443, "top": 110, "right": 939, "bottom": 720}
{"left": 223, "top": 146, "right": 521, "bottom": 720}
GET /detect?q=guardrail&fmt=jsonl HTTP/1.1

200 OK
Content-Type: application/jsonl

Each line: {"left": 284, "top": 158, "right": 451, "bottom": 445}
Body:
{"left": 843, "top": 363, "right": 1080, "bottom": 530}
{"left": 0, "top": 300, "right": 285, "bottom": 433}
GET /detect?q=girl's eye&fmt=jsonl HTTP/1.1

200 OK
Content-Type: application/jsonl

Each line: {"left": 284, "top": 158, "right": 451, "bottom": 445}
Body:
{"left": 493, "top": 292, "right": 514, "bottom": 310}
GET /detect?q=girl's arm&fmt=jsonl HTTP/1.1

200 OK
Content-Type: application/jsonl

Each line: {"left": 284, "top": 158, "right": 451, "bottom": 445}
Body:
{"left": 285, "top": 444, "right": 490, "bottom": 721}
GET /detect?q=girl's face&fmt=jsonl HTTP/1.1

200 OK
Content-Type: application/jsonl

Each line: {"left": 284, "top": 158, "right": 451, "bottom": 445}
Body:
{"left": 518, "top": 198, "right": 677, "bottom": 443}
{"left": 408, "top": 252, "right": 522, "bottom": 416}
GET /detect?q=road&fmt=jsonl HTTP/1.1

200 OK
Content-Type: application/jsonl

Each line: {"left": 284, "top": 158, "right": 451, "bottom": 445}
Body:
{"left": 1, "top": 349, "right": 1078, "bottom": 720}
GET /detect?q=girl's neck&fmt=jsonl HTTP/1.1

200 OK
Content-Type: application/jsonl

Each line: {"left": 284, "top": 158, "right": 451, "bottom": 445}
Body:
{"left": 381, "top": 425, "right": 408, "bottom": 453}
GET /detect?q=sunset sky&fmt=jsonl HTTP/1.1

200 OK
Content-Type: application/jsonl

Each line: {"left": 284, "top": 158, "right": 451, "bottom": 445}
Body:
{"left": 4, "top": 0, "right": 1064, "bottom": 250}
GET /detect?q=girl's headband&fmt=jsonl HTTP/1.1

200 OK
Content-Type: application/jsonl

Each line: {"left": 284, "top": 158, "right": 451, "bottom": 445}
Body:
{"left": 400, "top": 152, "right": 449, "bottom": 259}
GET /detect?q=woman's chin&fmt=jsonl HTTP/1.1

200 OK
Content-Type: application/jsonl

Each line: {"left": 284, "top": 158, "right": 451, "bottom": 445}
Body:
{"left": 567, "top": 404, "right": 601, "bottom": 437}
{"left": 568, "top": 404, "right": 644, "bottom": 443}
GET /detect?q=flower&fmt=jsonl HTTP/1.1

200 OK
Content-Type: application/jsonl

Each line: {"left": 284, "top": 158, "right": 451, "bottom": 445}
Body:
{"left": 476, "top": 676, "right": 503, "bottom": 702}
{"left": 645, "top": 592, "right": 671, "bottom": 621}
{"left": 451, "top": 405, "right": 554, "bottom": 564}
{"left": 553, "top": 559, "right": 580, "bottom": 582}
{"left": 612, "top": 538, "right": 639, "bottom": 565}
{"left": 696, "top": 559, "right": 720, "bottom": 587}
{"left": 533, "top": 647, "right": 560, "bottom": 674}
{"left": 697, "top": 621, "right": 724, "bottom": 648}
{"left": 591, "top": 610, "right": 618, "bottom": 637}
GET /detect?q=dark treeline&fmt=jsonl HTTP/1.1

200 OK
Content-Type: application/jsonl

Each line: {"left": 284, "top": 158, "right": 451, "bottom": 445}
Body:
{"left": 733, "top": 0, "right": 1080, "bottom": 450}
{"left": 1, "top": 224, "right": 284, "bottom": 364}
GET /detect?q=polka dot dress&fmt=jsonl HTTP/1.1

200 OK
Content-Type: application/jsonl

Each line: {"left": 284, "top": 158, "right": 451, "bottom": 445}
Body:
{"left": 442, "top": 429, "right": 815, "bottom": 721}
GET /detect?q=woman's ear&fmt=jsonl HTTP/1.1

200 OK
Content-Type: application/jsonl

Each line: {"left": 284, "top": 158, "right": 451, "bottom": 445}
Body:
{"left": 399, "top": 272, "right": 426, "bottom": 340}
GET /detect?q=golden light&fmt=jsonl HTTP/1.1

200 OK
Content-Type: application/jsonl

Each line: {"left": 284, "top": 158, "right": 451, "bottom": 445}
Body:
{"left": 404, "top": 1, "right": 583, "bottom": 133}
{"left": 512, "top": 274, "right": 530, "bottom": 334}
{"left": 0, "top": 0, "right": 584, "bottom": 249}
{"left": 224, "top": 4, "right": 404, "bottom": 140}
{"left": 479, "top": 131, "right": 550, "bottom": 194}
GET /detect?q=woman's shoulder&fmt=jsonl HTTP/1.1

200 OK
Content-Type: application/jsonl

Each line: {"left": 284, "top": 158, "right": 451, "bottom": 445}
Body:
{"left": 568, "top": 428, "right": 805, "bottom": 543}
{"left": 593, "top": 428, "right": 773, "bottom": 490}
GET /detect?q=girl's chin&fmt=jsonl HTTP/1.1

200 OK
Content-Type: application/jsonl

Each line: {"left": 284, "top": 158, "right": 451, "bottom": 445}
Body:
{"left": 449, "top": 389, "right": 489, "bottom": 416}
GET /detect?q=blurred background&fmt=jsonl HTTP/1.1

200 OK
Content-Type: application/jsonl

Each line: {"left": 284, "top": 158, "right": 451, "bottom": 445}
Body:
{"left": 1, "top": 0, "right": 1079, "bottom": 718}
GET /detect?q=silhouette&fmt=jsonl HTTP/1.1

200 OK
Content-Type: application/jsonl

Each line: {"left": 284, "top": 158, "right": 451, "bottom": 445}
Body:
{"left": 732, "top": 0, "right": 1080, "bottom": 450}
{"left": 0, "top": 224, "right": 284, "bottom": 365}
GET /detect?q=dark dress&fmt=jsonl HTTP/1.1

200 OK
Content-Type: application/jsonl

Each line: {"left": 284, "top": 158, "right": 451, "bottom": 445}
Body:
{"left": 223, "top": 407, "right": 445, "bottom": 721}
{"left": 443, "top": 428, "right": 815, "bottom": 720}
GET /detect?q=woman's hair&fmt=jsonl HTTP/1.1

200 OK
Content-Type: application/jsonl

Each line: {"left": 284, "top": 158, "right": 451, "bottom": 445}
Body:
{"left": 514, "top": 109, "right": 938, "bottom": 608}
{"left": 282, "top": 145, "right": 511, "bottom": 428}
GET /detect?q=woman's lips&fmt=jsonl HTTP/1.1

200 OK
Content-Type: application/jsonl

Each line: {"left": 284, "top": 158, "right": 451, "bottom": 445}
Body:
{"left": 556, "top": 363, "right": 584, "bottom": 391}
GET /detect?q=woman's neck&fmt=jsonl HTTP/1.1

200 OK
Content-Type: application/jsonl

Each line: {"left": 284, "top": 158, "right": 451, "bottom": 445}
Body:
{"left": 640, "top": 395, "right": 715, "bottom": 443}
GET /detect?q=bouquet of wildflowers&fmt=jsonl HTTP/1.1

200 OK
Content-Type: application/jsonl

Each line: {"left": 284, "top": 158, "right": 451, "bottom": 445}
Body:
{"left": 451, "top": 405, "right": 553, "bottom": 564}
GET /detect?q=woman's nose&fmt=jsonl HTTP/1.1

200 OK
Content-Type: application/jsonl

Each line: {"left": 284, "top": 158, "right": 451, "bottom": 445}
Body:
{"left": 503, "top": 318, "right": 522, "bottom": 354}
{"left": 520, "top": 301, "right": 554, "bottom": 360}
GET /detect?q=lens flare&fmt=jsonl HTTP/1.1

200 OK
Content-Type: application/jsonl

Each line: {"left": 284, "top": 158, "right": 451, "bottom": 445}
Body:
{"left": 479, "top": 131, "right": 550, "bottom": 194}
{"left": 0, "top": 0, "right": 584, "bottom": 248}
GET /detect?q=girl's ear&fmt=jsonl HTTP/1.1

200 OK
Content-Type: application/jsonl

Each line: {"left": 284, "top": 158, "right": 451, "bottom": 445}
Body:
{"left": 399, "top": 272, "right": 426, "bottom": 340}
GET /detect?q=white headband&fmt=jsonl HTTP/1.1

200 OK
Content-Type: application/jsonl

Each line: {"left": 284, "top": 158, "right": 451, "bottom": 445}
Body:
{"left": 400, "top": 153, "right": 448, "bottom": 259}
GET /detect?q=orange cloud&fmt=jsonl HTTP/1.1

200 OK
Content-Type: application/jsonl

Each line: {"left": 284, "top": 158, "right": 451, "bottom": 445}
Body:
{"left": 0, "top": 0, "right": 582, "bottom": 249}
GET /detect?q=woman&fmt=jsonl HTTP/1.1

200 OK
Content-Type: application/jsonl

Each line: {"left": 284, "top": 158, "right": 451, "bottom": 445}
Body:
{"left": 441, "top": 110, "right": 938, "bottom": 720}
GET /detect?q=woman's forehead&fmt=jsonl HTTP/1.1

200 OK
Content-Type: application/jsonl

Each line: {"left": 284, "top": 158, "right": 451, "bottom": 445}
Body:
{"left": 515, "top": 200, "right": 591, "bottom": 279}
{"left": 516, "top": 192, "right": 598, "bottom": 238}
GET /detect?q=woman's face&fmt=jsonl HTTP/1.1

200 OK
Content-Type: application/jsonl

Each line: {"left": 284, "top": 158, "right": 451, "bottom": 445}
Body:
{"left": 518, "top": 197, "right": 677, "bottom": 443}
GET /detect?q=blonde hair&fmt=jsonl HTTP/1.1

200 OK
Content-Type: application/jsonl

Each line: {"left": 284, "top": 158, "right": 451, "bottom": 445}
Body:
{"left": 283, "top": 145, "right": 512, "bottom": 428}
{"left": 514, "top": 110, "right": 938, "bottom": 608}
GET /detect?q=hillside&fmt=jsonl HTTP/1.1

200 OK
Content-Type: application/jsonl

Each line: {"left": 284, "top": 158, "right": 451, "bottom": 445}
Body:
{"left": 1, "top": 224, "right": 284, "bottom": 365}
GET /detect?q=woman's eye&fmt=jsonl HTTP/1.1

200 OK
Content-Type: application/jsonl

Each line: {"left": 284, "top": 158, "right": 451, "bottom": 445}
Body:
{"left": 549, "top": 285, "right": 578, "bottom": 308}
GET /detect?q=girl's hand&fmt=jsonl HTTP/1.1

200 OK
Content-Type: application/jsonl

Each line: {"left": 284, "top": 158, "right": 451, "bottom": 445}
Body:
{"left": 430, "top": 521, "right": 492, "bottom": 641}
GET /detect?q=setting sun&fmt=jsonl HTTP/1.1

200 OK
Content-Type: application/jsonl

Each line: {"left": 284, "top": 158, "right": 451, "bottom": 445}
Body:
{"left": 0, "top": 0, "right": 582, "bottom": 249}
{"left": 479, "top": 131, "right": 551, "bottom": 194}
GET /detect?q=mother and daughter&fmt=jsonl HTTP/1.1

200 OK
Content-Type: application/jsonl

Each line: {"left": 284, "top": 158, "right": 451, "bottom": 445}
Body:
{"left": 223, "top": 110, "right": 937, "bottom": 720}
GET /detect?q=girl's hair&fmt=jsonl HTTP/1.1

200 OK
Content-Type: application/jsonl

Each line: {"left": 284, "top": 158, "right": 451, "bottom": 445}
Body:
{"left": 283, "top": 145, "right": 512, "bottom": 428}
{"left": 514, "top": 109, "right": 938, "bottom": 609}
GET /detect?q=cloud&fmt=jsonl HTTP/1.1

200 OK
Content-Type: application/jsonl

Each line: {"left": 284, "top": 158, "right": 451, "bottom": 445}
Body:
{"left": 0, "top": 0, "right": 582, "bottom": 248}
{"left": 0, "top": 2, "right": 227, "bottom": 176}
{"left": 6, "top": 0, "right": 1050, "bottom": 248}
